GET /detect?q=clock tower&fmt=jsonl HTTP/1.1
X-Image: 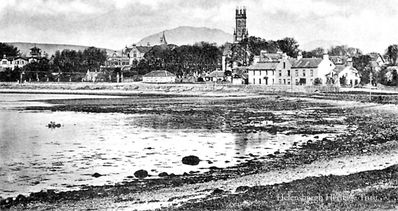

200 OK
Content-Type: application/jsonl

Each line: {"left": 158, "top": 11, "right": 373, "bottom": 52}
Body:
{"left": 234, "top": 6, "right": 248, "bottom": 43}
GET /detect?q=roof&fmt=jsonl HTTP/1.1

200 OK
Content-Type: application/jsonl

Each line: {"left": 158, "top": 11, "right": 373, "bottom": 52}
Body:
{"left": 248, "top": 62, "right": 278, "bottom": 70}
{"left": 292, "top": 58, "right": 322, "bottom": 68}
{"left": 329, "top": 56, "right": 347, "bottom": 65}
{"left": 368, "top": 52, "right": 385, "bottom": 62}
{"left": 260, "top": 52, "right": 282, "bottom": 62}
{"left": 207, "top": 71, "right": 225, "bottom": 78}
{"left": 136, "top": 46, "right": 152, "bottom": 54}
{"left": 143, "top": 70, "right": 176, "bottom": 78}
{"left": 333, "top": 65, "right": 346, "bottom": 74}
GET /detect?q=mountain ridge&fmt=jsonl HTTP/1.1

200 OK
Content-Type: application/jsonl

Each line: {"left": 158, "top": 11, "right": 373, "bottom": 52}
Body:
{"left": 137, "top": 26, "right": 233, "bottom": 46}
{"left": 5, "top": 42, "right": 116, "bottom": 57}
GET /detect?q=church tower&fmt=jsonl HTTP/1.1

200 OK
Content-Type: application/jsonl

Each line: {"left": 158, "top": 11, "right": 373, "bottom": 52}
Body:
{"left": 234, "top": 6, "right": 248, "bottom": 43}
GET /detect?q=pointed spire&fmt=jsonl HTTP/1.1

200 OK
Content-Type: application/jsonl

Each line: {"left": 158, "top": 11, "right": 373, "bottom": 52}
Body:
{"left": 160, "top": 31, "right": 168, "bottom": 45}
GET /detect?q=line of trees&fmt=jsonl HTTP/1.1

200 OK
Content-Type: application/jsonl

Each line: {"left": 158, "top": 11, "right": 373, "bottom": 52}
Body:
{"left": 131, "top": 42, "right": 222, "bottom": 77}
{"left": 2, "top": 40, "right": 398, "bottom": 85}
{"left": 0, "top": 43, "right": 108, "bottom": 82}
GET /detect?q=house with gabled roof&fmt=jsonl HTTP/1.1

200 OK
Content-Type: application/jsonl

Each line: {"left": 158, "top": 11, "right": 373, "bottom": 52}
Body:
{"left": 247, "top": 61, "right": 278, "bottom": 85}
{"left": 328, "top": 57, "right": 361, "bottom": 87}
{"left": 291, "top": 53, "right": 335, "bottom": 86}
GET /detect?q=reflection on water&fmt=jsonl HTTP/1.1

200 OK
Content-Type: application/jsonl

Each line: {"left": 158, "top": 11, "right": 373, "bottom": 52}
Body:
{"left": 0, "top": 94, "right": 341, "bottom": 198}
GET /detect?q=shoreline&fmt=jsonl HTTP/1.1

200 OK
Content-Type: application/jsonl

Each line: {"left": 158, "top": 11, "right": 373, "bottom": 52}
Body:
{"left": 1, "top": 87, "right": 398, "bottom": 210}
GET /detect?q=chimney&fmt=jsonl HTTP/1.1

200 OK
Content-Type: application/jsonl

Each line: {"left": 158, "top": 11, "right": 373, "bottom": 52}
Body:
{"left": 323, "top": 53, "right": 329, "bottom": 61}
{"left": 347, "top": 57, "right": 353, "bottom": 66}
{"left": 297, "top": 51, "right": 303, "bottom": 60}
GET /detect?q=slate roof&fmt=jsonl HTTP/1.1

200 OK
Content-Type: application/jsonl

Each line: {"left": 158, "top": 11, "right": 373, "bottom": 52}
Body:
{"left": 144, "top": 70, "right": 176, "bottom": 78}
{"left": 260, "top": 53, "right": 282, "bottom": 62}
{"left": 292, "top": 58, "right": 322, "bottom": 68}
{"left": 248, "top": 62, "right": 278, "bottom": 70}
{"left": 333, "top": 65, "right": 346, "bottom": 75}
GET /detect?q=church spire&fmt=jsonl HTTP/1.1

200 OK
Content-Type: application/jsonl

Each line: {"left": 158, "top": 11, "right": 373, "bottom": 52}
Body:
{"left": 160, "top": 31, "right": 168, "bottom": 45}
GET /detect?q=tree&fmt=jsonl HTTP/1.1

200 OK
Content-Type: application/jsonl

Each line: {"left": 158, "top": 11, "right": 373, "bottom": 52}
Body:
{"left": 277, "top": 37, "right": 299, "bottom": 57}
{"left": 385, "top": 44, "right": 398, "bottom": 66}
{"left": 22, "top": 59, "right": 50, "bottom": 81}
{"left": 0, "top": 43, "right": 19, "bottom": 57}
{"left": 82, "top": 47, "right": 107, "bottom": 71}
{"left": 240, "top": 36, "right": 279, "bottom": 56}
{"left": 329, "top": 45, "right": 362, "bottom": 57}
{"left": 313, "top": 77, "right": 322, "bottom": 85}
{"left": 353, "top": 55, "right": 373, "bottom": 85}
{"left": 339, "top": 75, "right": 347, "bottom": 86}
{"left": 302, "top": 47, "right": 325, "bottom": 58}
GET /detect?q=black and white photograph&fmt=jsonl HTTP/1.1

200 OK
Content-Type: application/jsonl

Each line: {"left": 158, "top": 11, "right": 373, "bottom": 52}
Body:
{"left": 1, "top": 0, "right": 398, "bottom": 210}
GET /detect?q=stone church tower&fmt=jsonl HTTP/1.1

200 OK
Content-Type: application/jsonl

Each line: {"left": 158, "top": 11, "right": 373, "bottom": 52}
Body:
{"left": 233, "top": 6, "right": 248, "bottom": 43}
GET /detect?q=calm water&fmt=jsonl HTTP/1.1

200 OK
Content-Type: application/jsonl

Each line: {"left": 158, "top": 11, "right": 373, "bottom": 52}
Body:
{"left": 0, "top": 93, "right": 338, "bottom": 198}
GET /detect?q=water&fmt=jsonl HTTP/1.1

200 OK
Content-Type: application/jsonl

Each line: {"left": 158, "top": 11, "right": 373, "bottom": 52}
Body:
{"left": 0, "top": 93, "right": 340, "bottom": 198}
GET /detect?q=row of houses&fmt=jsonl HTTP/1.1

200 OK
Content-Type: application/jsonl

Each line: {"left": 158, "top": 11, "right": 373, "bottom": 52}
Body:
{"left": 223, "top": 51, "right": 362, "bottom": 87}
{"left": 0, "top": 46, "right": 47, "bottom": 71}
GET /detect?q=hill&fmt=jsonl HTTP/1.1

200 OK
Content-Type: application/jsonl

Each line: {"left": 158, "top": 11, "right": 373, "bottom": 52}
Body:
{"left": 5, "top": 42, "right": 115, "bottom": 57}
{"left": 137, "top": 26, "right": 233, "bottom": 46}
{"left": 301, "top": 40, "right": 343, "bottom": 51}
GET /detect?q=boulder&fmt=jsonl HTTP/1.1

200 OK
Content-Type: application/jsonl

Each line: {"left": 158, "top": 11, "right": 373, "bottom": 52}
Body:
{"left": 134, "top": 169, "right": 149, "bottom": 179}
{"left": 158, "top": 172, "right": 169, "bottom": 177}
{"left": 92, "top": 173, "right": 102, "bottom": 178}
{"left": 182, "top": 155, "right": 200, "bottom": 165}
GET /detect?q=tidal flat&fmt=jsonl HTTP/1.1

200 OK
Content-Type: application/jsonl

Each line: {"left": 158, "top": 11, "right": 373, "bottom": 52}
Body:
{"left": 1, "top": 92, "right": 398, "bottom": 210}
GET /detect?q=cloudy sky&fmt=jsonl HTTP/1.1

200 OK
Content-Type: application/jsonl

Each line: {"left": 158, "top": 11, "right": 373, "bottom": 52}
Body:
{"left": 1, "top": 0, "right": 397, "bottom": 53}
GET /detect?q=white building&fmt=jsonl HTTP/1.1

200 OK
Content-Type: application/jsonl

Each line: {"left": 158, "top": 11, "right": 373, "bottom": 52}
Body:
{"left": 142, "top": 70, "right": 176, "bottom": 83}
{"left": 247, "top": 62, "right": 277, "bottom": 85}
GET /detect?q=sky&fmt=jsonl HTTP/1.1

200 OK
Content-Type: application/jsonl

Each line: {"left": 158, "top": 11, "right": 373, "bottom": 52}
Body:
{"left": 1, "top": 0, "right": 398, "bottom": 53}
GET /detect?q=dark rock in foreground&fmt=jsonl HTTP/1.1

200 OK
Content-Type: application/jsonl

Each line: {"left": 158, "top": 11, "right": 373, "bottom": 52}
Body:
{"left": 182, "top": 155, "right": 200, "bottom": 165}
{"left": 134, "top": 170, "right": 149, "bottom": 179}
{"left": 92, "top": 173, "right": 102, "bottom": 178}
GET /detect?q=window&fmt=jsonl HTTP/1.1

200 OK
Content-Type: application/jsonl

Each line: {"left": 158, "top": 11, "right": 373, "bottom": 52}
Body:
{"left": 253, "top": 79, "right": 255, "bottom": 84}
{"left": 279, "top": 79, "right": 282, "bottom": 84}
{"left": 303, "top": 70, "right": 306, "bottom": 77}
{"left": 283, "top": 62, "right": 286, "bottom": 69}
{"left": 279, "top": 70, "right": 282, "bottom": 76}
{"left": 310, "top": 69, "right": 314, "bottom": 77}
{"left": 287, "top": 70, "right": 291, "bottom": 77}
{"left": 266, "top": 70, "right": 268, "bottom": 75}
{"left": 259, "top": 71, "right": 261, "bottom": 76}
{"left": 283, "top": 79, "right": 286, "bottom": 84}
{"left": 259, "top": 79, "right": 261, "bottom": 84}
{"left": 2, "top": 61, "right": 6, "bottom": 65}
{"left": 295, "top": 70, "right": 298, "bottom": 77}
{"left": 253, "top": 70, "right": 255, "bottom": 76}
